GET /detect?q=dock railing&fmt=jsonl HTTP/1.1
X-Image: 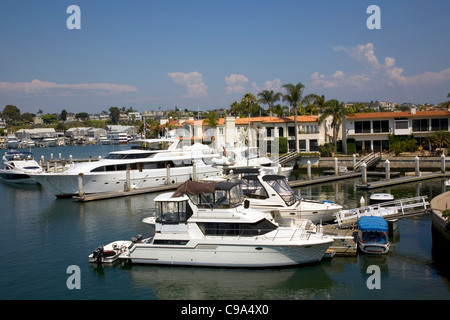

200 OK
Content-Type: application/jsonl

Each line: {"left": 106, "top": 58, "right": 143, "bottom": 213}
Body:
{"left": 335, "top": 195, "right": 430, "bottom": 227}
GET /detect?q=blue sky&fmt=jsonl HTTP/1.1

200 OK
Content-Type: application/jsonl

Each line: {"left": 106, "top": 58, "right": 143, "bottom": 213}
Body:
{"left": 1, "top": 0, "right": 449, "bottom": 115}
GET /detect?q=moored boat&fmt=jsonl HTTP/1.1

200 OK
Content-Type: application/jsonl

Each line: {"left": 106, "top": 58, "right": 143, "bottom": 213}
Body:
{"left": 30, "top": 138, "right": 223, "bottom": 197}
{"left": 0, "top": 151, "right": 43, "bottom": 184}
{"left": 240, "top": 172, "right": 343, "bottom": 224}
{"left": 357, "top": 216, "right": 390, "bottom": 254}
{"left": 90, "top": 180, "right": 333, "bottom": 267}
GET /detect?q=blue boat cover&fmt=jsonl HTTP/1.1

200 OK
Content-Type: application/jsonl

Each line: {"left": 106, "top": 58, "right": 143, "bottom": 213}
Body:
{"left": 358, "top": 216, "right": 388, "bottom": 232}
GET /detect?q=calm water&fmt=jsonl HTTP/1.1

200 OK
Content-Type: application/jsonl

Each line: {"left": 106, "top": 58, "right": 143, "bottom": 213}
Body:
{"left": 1, "top": 144, "right": 450, "bottom": 300}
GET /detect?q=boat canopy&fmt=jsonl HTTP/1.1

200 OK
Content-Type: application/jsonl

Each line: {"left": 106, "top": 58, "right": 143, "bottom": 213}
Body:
{"left": 173, "top": 180, "right": 244, "bottom": 209}
{"left": 358, "top": 216, "right": 388, "bottom": 232}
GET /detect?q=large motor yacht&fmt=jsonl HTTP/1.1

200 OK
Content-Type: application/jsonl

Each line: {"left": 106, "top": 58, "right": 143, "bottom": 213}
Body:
{"left": 0, "top": 151, "right": 43, "bottom": 184}
{"left": 90, "top": 180, "right": 333, "bottom": 267}
{"left": 30, "top": 139, "right": 222, "bottom": 197}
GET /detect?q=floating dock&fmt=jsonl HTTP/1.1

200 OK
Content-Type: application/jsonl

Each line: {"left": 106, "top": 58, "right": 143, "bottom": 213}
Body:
{"left": 356, "top": 171, "right": 450, "bottom": 189}
{"left": 73, "top": 183, "right": 181, "bottom": 202}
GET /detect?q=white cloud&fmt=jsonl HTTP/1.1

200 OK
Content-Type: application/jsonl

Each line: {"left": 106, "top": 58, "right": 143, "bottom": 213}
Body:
{"left": 168, "top": 71, "right": 208, "bottom": 98}
{"left": 251, "top": 78, "right": 282, "bottom": 92}
{"left": 312, "top": 42, "right": 450, "bottom": 92}
{"left": 0, "top": 79, "right": 138, "bottom": 95}
{"left": 225, "top": 73, "right": 248, "bottom": 94}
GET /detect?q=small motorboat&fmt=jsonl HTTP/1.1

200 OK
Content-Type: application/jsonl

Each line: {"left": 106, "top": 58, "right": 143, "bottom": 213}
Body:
{"left": 445, "top": 179, "right": 450, "bottom": 188}
{"left": 89, "top": 240, "right": 133, "bottom": 263}
{"left": 357, "top": 216, "right": 390, "bottom": 254}
{"left": 369, "top": 193, "right": 394, "bottom": 206}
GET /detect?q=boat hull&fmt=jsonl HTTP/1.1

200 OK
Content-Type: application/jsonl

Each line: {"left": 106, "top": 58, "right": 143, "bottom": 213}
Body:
{"left": 358, "top": 242, "right": 390, "bottom": 255}
{"left": 32, "top": 165, "right": 222, "bottom": 197}
{"left": 122, "top": 238, "right": 332, "bottom": 268}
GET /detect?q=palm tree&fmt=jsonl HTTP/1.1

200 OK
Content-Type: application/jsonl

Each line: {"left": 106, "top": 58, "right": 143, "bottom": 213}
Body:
{"left": 257, "top": 90, "right": 281, "bottom": 117}
{"left": 318, "top": 99, "right": 349, "bottom": 152}
{"left": 241, "top": 93, "right": 257, "bottom": 116}
{"left": 282, "top": 82, "right": 305, "bottom": 152}
{"left": 303, "top": 94, "right": 326, "bottom": 114}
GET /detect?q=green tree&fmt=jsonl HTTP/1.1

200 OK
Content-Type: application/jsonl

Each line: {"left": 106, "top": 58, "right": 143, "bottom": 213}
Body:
{"left": 60, "top": 109, "right": 68, "bottom": 122}
{"left": 204, "top": 110, "right": 219, "bottom": 127}
{"left": 282, "top": 82, "right": 305, "bottom": 152}
{"left": 318, "top": 99, "right": 349, "bottom": 152}
{"left": 257, "top": 90, "right": 281, "bottom": 117}
{"left": 20, "top": 112, "right": 36, "bottom": 123}
{"left": 3, "top": 105, "right": 21, "bottom": 123}
{"left": 75, "top": 112, "right": 89, "bottom": 121}
{"left": 109, "top": 106, "right": 120, "bottom": 124}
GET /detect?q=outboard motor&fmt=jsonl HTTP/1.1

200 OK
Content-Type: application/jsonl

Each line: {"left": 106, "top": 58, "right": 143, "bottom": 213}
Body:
{"left": 131, "top": 234, "right": 143, "bottom": 243}
{"left": 92, "top": 246, "right": 104, "bottom": 263}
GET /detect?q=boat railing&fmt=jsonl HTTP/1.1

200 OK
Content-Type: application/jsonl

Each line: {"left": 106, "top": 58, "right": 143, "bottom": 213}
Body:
{"left": 335, "top": 195, "right": 430, "bottom": 226}
{"left": 208, "top": 227, "right": 324, "bottom": 241}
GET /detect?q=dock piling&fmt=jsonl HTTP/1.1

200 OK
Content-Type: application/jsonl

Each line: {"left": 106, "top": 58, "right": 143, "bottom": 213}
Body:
{"left": 361, "top": 162, "right": 367, "bottom": 185}
{"left": 385, "top": 159, "right": 390, "bottom": 181}
{"left": 307, "top": 160, "right": 312, "bottom": 180}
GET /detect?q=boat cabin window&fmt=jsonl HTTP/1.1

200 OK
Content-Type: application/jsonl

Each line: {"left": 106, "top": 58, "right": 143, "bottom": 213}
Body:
{"left": 155, "top": 200, "right": 193, "bottom": 224}
{"left": 242, "top": 176, "right": 269, "bottom": 199}
{"left": 197, "top": 219, "right": 277, "bottom": 237}
{"left": 263, "top": 176, "right": 297, "bottom": 206}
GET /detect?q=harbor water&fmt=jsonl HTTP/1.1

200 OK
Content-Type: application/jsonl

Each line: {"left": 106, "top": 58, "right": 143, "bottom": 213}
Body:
{"left": 1, "top": 144, "right": 450, "bottom": 300}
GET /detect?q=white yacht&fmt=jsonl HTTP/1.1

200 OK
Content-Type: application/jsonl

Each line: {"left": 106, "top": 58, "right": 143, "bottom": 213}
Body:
{"left": 0, "top": 151, "right": 43, "bottom": 184}
{"left": 212, "top": 145, "right": 292, "bottom": 177}
{"left": 30, "top": 139, "right": 223, "bottom": 197}
{"left": 90, "top": 180, "right": 333, "bottom": 267}
{"left": 239, "top": 173, "right": 343, "bottom": 224}
{"left": 6, "top": 135, "right": 20, "bottom": 149}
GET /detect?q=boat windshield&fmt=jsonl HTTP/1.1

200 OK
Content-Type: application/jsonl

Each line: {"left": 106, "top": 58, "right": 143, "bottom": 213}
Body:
{"left": 264, "top": 177, "right": 297, "bottom": 206}
{"left": 242, "top": 176, "right": 269, "bottom": 199}
{"left": 361, "top": 231, "right": 388, "bottom": 244}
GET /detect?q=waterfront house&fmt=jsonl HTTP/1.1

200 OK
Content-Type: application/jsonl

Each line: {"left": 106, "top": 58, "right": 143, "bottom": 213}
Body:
{"left": 342, "top": 108, "right": 450, "bottom": 154}
{"left": 173, "top": 115, "right": 333, "bottom": 154}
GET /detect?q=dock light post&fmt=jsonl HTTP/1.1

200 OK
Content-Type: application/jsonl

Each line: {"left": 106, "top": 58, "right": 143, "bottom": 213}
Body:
{"left": 334, "top": 157, "right": 338, "bottom": 175}
{"left": 353, "top": 154, "right": 356, "bottom": 171}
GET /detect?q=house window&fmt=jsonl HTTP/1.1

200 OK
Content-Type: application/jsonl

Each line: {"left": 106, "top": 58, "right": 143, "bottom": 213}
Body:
{"left": 299, "top": 140, "right": 306, "bottom": 151}
{"left": 373, "top": 120, "right": 389, "bottom": 133}
{"left": 355, "top": 121, "right": 371, "bottom": 133}
{"left": 288, "top": 126, "right": 295, "bottom": 137}
{"left": 394, "top": 119, "right": 408, "bottom": 129}
{"left": 431, "top": 118, "right": 448, "bottom": 131}
{"left": 309, "top": 140, "right": 319, "bottom": 152}
{"left": 412, "top": 119, "right": 429, "bottom": 132}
